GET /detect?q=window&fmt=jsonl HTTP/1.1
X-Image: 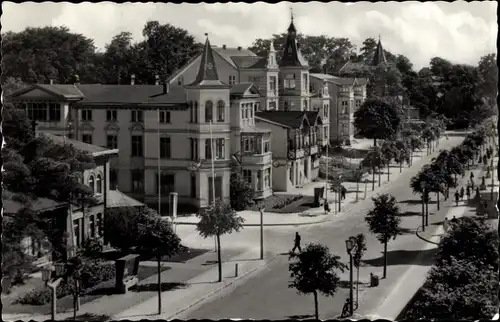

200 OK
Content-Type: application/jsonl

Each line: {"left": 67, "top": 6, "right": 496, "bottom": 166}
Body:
{"left": 269, "top": 76, "right": 277, "bottom": 91}
{"left": 264, "top": 168, "right": 271, "bottom": 188}
{"left": 82, "top": 134, "right": 92, "bottom": 144}
{"left": 217, "top": 100, "right": 225, "bottom": 122}
{"left": 205, "top": 139, "right": 212, "bottom": 159}
{"left": 189, "top": 101, "right": 194, "bottom": 122}
{"left": 110, "top": 169, "right": 118, "bottom": 190}
{"left": 229, "top": 75, "right": 236, "bottom": 85}
{"left": 160, "top": 137, "right": 171, "bottom": 158}
{"left": 106, "top": 135, "right": 118, "bottom": 149}
{"left": 324, "top": 104, "right": 329, "bottom": 119}
{"left": 96, "top": 175, "right": 102, "bottom": 194}
{"left": 341, "top": 101, "right": 349, "bottom": 114}
{"left": 194, "top": 101, "right": 199, "bottom": 123}
{"left": 48, "top": 103, "right": 61, "bottom": 121}
{"left": 284, "top": 74, "right": 296, "bottom": 89}
{"left": 284, "top": 101, "right": 289, "bottom": 111}
{"left": 82, "top": 109, "right": 92, "bottom": 121}
{"left": 257, "top": 171, "right": 263, "bottom": 190}
{"left": 106, "top": 109, "right": 117, "bottom": 122}
{"left": 355, "top": 100, "right": 362, "bottom": 108}
{"left": 131, "top": 169, "right": 144, "bottom": 193}
{"left": 190, "top": 175, "right": 196, "bottom": 197}
{"left": 88, "top": 175, "right": 95, "bottom": 194}
{"left": 243, "top": 137, "right": 254, "bottom": 152}
{"left": 269, "top": 101, "right": 276, "bottom": 110}
{"left": 156, "top": 173, "right": 175, "bottom": 195}
{"left": 303, "top": 99, "right": 308, "bottom": 111}
{"left": 243, "top": 170, "right": 252, "bottom": 184}
{"left": 89, "top": 215, "right": 95, "bottom": 238}
{"left": 73, "top": 220, "right": 80, "bottom": 247}
{"left": 159, "top": 111, "right": 171, "bottom": 123}
{"left": 26, "top": 103, "right": 48, "bottom": 121}
{"left": 131, "top": 135, "right": 143, "bottom": 157}
{"left": 303, "top": 74, "right": 308, "bottom": 92}
{"left": 264, "top": 141, "right": 270, "bottom": 153}
{"left": 131, "top": 110, "right": 143, "bottom": 122}
{"left": 190, "top": 138, "right": 199, "bottom": 160}
{"left": 96, "top": 213, "right": 103, "bottom": 237}
{"left": 250, "top": 104, "right": 254, "bottom": 118}
{"left": 205, "top": 100, "right": 213, "bottom": 123}
{"left": 215, "top": 138, "right": 225, "bottom": 159}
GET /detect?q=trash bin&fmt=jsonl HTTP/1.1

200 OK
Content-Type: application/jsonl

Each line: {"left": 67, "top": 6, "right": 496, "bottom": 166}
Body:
{"left": 370, "top": 273, "right": 379, "bottom": 287}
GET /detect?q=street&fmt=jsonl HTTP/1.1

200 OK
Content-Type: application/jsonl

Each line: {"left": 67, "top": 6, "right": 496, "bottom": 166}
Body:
{"left": 176, "top": 137, "right": 466, "bottom": 320}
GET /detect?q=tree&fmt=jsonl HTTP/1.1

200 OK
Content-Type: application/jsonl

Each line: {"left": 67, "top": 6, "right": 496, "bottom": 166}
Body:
{"left": 352, "top": 233, "right": 367, "bottom": 299}
{"left": 394, "top": 139, "right": 411, "bottom": 172}
{"left": 288, "top": 243, "right": 347, "bottom": 320}
{"left": 381, "top": 141, "right": 397, "bottom": 181}
{"left": 477, "top": 53, "right": 497, "bottom": 105}
{"left": 361, "top": 147, "right": 384, "bottom": 191}
{"left": 365, "top": 194, "right": 402, "bottom": 278}
{"left": 358, "top": 37, "right": 377, "bottom": 64}
{"left": 1, "top": 26, "right": 99, "bottom": 84}
{"left": 104, "top": 206, "right": 155, "bottom": 252}
{"left": 196, "top": 199, "right": 245, "bottom": 282}
{"left": 434, "top": 150, "right": 465, "bottom": 184}
{"left": 353, "top": 98, "right": 402, "bottom": 147}
{"left": 230, "top": 171, "right": 255, "bottom": 211}
{"left": 136, "top": 211, "right": 184, "bottom": 314}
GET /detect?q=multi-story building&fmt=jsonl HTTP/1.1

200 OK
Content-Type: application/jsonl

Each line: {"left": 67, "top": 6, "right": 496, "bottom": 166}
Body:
{"left": 310, "top": 74, "right": 367, "bottom": 145}
{"left": 3, "top": 132, "right": 139, "bottom": 260}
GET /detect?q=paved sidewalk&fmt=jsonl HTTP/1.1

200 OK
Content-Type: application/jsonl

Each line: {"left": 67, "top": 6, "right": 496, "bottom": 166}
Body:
{"left": 112, "top": 248, "right": 276, "bottom": 321}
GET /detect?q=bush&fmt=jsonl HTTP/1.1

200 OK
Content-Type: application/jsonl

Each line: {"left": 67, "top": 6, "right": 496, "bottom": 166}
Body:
{"left": 272, "top": 195, "right": 303, "bottom": 210}
{"left": 15, "top": 259, "right": 116, "bottom": 305}
{"left": 79, "top": 238, "right": 104, "bottom": 258}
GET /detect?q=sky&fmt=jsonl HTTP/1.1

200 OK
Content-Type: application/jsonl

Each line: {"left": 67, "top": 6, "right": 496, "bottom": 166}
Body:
{"left": 1, "top": 1, "right": 497, "bottom": 70}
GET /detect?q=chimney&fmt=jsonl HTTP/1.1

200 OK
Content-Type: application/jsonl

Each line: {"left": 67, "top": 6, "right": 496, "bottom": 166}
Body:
{"left": 155, "top": 74, "right": 160, "bottom": 86}
{"left": 237, "top": 46, "right": 242, "bottom": 51}
{"left": 222, "top": 44, "right": 226, "bottom": 50}
{"left": 74, "top": 74, "right": 80, "bottom": 85}
{"left": 49, "top": 79, "right": 54, "bottom": 85}
{"left": 131, "top": 74, "right": 136, "bottom": 85}
{"left": 163, "top": 82, "right": 170, "bottom": 94}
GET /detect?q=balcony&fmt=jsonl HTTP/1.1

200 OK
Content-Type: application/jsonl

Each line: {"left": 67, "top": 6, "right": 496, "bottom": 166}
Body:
{"left": 243, "top": 152, "right": 272, "bottom": 166}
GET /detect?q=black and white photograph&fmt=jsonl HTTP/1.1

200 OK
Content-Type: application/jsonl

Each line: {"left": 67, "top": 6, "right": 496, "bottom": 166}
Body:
{"left": 1, "top": 1, "right": 498, "bottom": 321}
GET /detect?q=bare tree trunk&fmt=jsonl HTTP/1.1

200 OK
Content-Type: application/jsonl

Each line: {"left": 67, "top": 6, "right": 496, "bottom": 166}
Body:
{"left": 217, "top": 234, "right": 222, "bottom": 282}
{"left": 378, "top": 169, "right": 381, "bottom": 187}
{"left": 383, "top": 240, "right": 387, "bottom": 279}
{"left": 437, "top": 192, "right": 440, "bottom": 210}
{"left": 157, "top": 255, "right": 162, "bottom": 314}
{"left": 400, "top": 161, "right": 403, "bottom": 173}
{"left": 372, "top": 166, "right": 375, "bottom": 191}
{"left": 313, "top": 290, "right": 319, "bottom": 321}
{"left": 387, "top": 163, "right": 390, "bottom": 181}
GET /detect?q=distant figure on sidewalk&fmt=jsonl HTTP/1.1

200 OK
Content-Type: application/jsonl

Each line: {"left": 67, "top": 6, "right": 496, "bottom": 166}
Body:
{"left": 460, "top": 187, "right": 465, "bottom": 200}
{"left": 341, "top": 298, "right": 351, "bottom": 317}
{"left": 292, "top": 232, "right": 302, "bottom": 253}
{"left": 324, "top": 200, "right": 330, "bottom": 213}
{"left": 341, "top": 185, "right": 347, "bottom": 200}
{"left": 443, "top": 218, "right": 449, "bottom": 232}
{"left": 454, "top": 191, "right": 460, "bottom": 206}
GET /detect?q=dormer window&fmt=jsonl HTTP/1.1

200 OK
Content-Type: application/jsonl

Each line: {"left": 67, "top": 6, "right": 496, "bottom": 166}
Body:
{"left": 284, "top": 74, "right": 296, "bottom": 89}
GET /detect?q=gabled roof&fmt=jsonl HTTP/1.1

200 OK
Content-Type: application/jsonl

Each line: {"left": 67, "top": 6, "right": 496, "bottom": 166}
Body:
{"left": 213, "top": 47, "right": 258, "bottom": 68}
{"left": 338, "top": 61, "right": 367, "bottom": 75}
{"left": 3, "top": 190, "right": 65, "bottom": 214}
{"left": 231, "top": 56, "right": 267, "bottom": 69}
{"left": 8, "top": 84, "right": 188, "bottom": 107}
{"left": 230, "top": 83, "right": 261, "bottom": 98}
{"left": 310, "top": 74, "right": 355, "bottom": 86}
{"left": 187, "top": 36, "right": 228, "bottom": 88}
{"left": 41, "top": 133, "right": 119, "bottom": 157}
{"left": 256, "top": 111, "right": 312, "bottom": 129}
{"left": 305, "top": 111, "right": 322, "bottom": 126}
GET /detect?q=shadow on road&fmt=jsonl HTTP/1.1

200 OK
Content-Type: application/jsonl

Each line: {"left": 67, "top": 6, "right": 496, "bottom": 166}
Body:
{"left": 64, "top": 313, "right": 110, "bottom": 322}
{"left": 398, "top": 199, "right": 437, "bottom": 205}
{"left": 362, "top": 248, "right": 437, "bottom": 267}
{"left": 397, "top": 211, "right": 422, "bottom": 217}
{"left": 287, "top": 314, "right": 315, "bottom": 320}
{"left": 398, "top": 227, "right": 418, "bottom": 235}
{"left": 131, "top": 282, "right": 188, "bottom": 292}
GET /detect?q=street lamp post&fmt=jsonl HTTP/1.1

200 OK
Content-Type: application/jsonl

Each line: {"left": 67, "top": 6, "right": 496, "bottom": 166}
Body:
{"left": 420, "top": 182, "right": 426, "bottom": 231}
{"left": 364, "top": 178, "right": 368, "bottom": 199}
{"left": 338, "top": 175, "right": 343, "bottom": 212}
{"left": 258, "top": 203, "right": 265, "bottom": 260}
{"left": 345, "top": 238, "right": 355, "bottom": 317}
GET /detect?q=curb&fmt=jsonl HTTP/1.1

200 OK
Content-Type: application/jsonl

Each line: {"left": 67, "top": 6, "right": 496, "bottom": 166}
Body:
{"left": 164, "top": 255, "right": 279, "bottom": 320}
{"left": 175, "top": 217, "right": 330, "bottom": 227}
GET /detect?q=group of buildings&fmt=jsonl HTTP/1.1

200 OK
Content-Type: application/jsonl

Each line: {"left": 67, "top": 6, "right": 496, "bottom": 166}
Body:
{"left": 7, "top": 16, "right": 418, "bottom": 229}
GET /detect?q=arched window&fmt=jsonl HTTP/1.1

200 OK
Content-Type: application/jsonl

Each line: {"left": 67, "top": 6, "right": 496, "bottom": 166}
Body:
{"left": 96, "top": 175, "right": 102, "bottom": 194}
{"left": 205, "top": 100, "right": 213, "bottom": 122}
{"left": 88, "top": 175, "right": 95, "bottom": 194}
{"left": 217, "top": 100, "right": 225, "bottom": 122}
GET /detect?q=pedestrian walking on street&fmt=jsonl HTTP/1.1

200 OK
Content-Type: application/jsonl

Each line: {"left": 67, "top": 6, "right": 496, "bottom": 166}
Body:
{"left": 466, "top": 186, "right": 471, "bottom": 203}
{"left": 471, "top": 178, "right": 475, "bottom": 189}
{"left": 341, "top": 185, "right": 347, "bottom": 200}
{"left": 454, "top": 191, "right": 460, "bottom": 206}
{"left": 341, "top": 298, "right": 351, "bottom": 317}
{"left": 292, "top": 232, "right": 302, "bottom": 253}
{"left": 460, "top": 187, "right": 465, "bottom": 200}
{"left": 324, "top": 200, "right": 330, "bottom": 214}
{"left": 443, "top": 217, "right": 449, "bottom": 232}
{"left": 470, "top": 172, "right": 475, "bottom": 180}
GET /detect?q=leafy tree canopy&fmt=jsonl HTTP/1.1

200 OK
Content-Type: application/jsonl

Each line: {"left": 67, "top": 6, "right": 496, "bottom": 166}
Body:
{"left": 353, "top": 98, "right": 402, "bottom": 145}
{"left": 230, "top": 171, "right": 255, "bottom": 211}
{"left": 365, "top": 194, "right": 402, "bottom": 243}
{"left": 196, "top": 198, "right": 245, "bottom": 238}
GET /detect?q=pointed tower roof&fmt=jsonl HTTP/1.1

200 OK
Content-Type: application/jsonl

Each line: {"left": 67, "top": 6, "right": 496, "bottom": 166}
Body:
{"left": 279, "top": 14, "right": 308, "bottom": 68}
{"left": 187, "top": 34, "right": 228, "bottom": 88}
{"left": 371, "top": 35, "right": 387, "bottom": 66}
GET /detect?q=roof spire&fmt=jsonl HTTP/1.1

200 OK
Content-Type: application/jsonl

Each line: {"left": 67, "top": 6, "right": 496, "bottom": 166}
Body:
{"left": 287, "top": 7, "right": 297, "bottom": 34}
{"left": 270, "top": 40, "right": 275, "bottom": 52}
{"left": 371, "top": 34, "right": 387, "bottom": 66}
{"left": 290, "top": 7, "right": 294, "bottom": 22}
{"left": 187, "top": 33, "right": 226, "bottom": 87}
